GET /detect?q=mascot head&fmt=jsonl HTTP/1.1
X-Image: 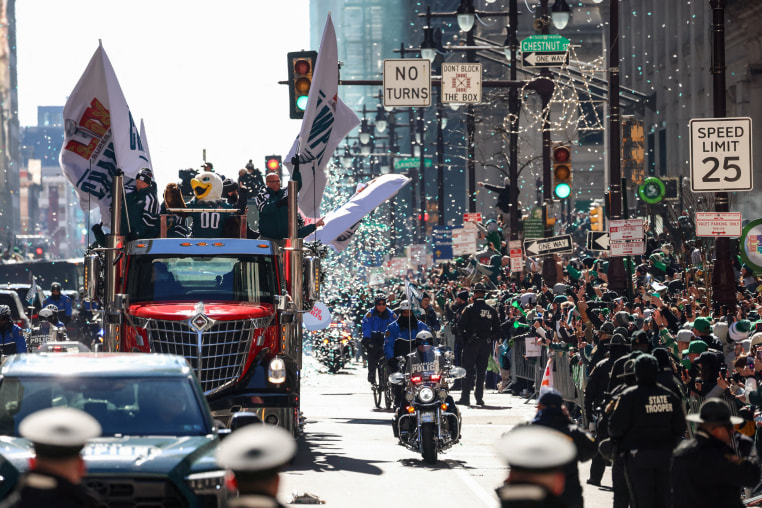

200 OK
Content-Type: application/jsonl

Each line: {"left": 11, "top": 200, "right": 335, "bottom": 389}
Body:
{"left": 190, "top": 172, "right": 223, "bottom": 201}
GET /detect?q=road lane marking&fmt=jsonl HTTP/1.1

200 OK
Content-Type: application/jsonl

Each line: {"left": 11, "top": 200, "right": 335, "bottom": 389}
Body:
{"left": 448, "top": 461, "right": 500, "bottom": 506}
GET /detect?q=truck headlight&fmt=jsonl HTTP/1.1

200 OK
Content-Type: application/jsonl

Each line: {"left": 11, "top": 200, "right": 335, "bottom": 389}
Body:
{"left": 184, "top": 470, "right": 227, "bottom": 493}
{"left": 268, "top": 357, "right": 286, "bottom": 384}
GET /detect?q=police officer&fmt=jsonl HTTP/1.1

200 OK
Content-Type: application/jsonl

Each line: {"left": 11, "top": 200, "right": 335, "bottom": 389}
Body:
{"left": 672, "top": 398, "right": 760, "bottom": 508}
{"left": 384, "top": 301, "right": 429, "bottom": 408}
{"left": 1, "top": 407, "right": 101, "bottom": 507}
{"left": 216, "top": 424, "right": 296, "bottom": 508}
{"left": 43, "top": 282, "right": 72, "bottom": 325}
{"left": 457, "top": 283, "right": 501, "bottom": 406}
{"left": 496, "top": 426, "right": 577, "bottom": 508}
{"left": 0, "top": 305, "right": 27, "bottom": 356}
{"left": 528, "top": 389, "right": 596, "bottom": 508}
{"left": 608, "top": 354, "right": 686, "bottom": 508}
{"left": 361, "top": 295, "right": 397, "bottom": 386}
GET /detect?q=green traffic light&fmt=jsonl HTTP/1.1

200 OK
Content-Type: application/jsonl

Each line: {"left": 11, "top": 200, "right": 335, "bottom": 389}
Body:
{"left": 296, "top": 95, "right": 309, "bottom": 111}
{"left": 554, "top": 182, "right": 571, "bottom": 199}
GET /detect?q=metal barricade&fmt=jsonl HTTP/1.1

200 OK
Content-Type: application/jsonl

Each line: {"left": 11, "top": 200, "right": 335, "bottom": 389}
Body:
{"left": 510, "top": 337, "right": 546, "bottom": 397}
{"left": 684, "top": 392, "right": 743, "bottom": 438}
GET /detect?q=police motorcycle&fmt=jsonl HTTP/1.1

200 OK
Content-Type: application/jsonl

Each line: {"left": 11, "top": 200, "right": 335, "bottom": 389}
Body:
{"left": 389, "top": 331, "right": 465, "bottom": 464}
{"left": 314, "top": 323, "right": 352, "bottom": 373}
{"left": 27, "top": 304, "right": 68, "bottom": 350}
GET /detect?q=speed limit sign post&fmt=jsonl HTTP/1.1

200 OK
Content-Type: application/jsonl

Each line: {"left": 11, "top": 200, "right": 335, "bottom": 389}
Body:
{"left": 689, "top": 117, "right": 752, "bottom": 192}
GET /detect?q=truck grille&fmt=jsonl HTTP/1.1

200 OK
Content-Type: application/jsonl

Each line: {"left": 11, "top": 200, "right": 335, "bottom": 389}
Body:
{"left": 83, "top": 477, "right": 187, "bottom": 508}
{"left": 137, "top": 316, "right": 272, "bottom": 395}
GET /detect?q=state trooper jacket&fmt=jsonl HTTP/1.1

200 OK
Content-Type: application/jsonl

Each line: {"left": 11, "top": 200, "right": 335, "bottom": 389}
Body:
{"left": 608, "top": 382, "right": 686, "bottom": 453}
{"left": 459, "top": 297, "right": 501, "bottom": 342}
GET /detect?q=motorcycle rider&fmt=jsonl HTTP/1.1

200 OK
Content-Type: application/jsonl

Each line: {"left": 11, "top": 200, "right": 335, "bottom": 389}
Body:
{"left": 0, "top": 305, "right": 27, "bottom": 356}
{"left": 37, "top": 305, "right": 67, "bottom": 344}
{"left": 43, "top": 282, "right": 72, "bottom": 325}
{"left": 384, "top": 301, "right": 430, "bottom": 407}
{"left": 362, "top": 295, "right": 397, "bottom": 386}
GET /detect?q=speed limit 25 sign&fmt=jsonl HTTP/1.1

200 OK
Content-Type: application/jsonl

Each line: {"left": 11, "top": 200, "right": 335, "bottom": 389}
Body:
{"left": 689, "top": 117, "right": 752, "bottom": 192}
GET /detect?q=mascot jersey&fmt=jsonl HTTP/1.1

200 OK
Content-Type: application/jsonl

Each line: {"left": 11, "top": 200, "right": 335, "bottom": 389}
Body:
{"left": 187, "top": 172, "right": 233, "bottom": 238}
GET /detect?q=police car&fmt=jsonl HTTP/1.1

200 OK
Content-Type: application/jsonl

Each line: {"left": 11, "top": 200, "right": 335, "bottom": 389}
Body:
{"left": 0, "top": 353, "right": 243, "bottom": 507}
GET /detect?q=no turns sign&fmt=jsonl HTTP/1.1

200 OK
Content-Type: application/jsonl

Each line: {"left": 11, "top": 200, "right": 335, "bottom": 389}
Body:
{"left": 383, "top": 59, "right": 431, "bottom": 107}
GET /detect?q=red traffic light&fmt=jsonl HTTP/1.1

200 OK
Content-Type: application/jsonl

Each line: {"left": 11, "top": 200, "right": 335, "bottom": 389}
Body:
{"left": 265, "top": 155, "right": 282, "bottom": 172}
{"left": 294, "top": 59, "right": 311, "bottom": 75}
{"left": 35, "top": 247, "right": 44, "bottom": 256}
{"left": 553, "top": 145, "right": 571, "bottom": 163}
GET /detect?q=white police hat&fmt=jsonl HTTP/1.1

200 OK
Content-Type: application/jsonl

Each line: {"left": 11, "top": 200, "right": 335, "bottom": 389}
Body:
{"left": 216, "top": 425, "right": 296, "bottom": 473}
{"left": 496, "top": 426, "right": 576, "bottom": 472}
{"left": 20, "top": 407, "right": 101, "bottom": 456}
{"left": 398, "top": 300, "right": 412, "bottom": 311}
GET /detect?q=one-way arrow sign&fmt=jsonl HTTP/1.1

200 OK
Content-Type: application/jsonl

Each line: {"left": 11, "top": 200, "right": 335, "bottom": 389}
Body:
{"left": 587, "top": 231, "right": 610, "bottom": 251}
{"left": 523, "top": 234, "right": 573, "bottom": 257}
{"left": 522, "top": 51, "right": 569, "bottom": 67}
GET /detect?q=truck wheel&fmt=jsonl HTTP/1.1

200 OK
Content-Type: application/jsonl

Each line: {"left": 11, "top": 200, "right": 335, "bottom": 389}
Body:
{"left": 421, "top": 422, "right": 437, "bottom": 464}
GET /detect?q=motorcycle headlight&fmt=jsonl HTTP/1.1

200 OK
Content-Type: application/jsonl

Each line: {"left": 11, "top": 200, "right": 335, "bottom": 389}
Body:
{"left": 268, "top": 357, "right": 286, "bottom": 384}
{"left": 184, "top": 470, "right": 227, "bottom": 494}
{"left": 418, "top": 386, "right": 435, "bottom": 403}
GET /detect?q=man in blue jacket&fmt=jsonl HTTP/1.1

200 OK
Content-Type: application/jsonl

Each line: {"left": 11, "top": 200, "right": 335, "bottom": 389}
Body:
{"left": 0, "top": 305, "right": 27, "bottom": 355}
{"left": 362, "top": 295, "right": 397, "bottom": 385}
{"left": 384, "top": 300, "right": 430, "bottom": 363}
{"left": 42, "top": 282, "right": 72, "bottom": 325}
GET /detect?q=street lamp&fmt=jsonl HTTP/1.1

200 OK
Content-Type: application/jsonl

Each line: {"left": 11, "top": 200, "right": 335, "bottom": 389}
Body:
{"left": 340, "top": 145, "right": 354, "bottom": 170}
{"left": 456, "top": 0, "right": 476, "bottom": 32}
{"left": 359, "top": 118, "right": 372, "bottom": 145}
{"left": 420, "top": 17, "right": 438, "bottom": 64}
{"left": 550, "top": 0, "right": 572, "bottom": 30}
{"left": 374, "top": 105, "right": 388, "bottom": 134}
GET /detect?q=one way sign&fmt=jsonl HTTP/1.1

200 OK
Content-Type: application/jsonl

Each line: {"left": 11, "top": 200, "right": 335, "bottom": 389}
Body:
{"left": 523, "top": 235, "right": 574, "bottom": 257}
{"left": 522, "top": 51, "right": 569, "bottom": 67}
{"left": 586, "top": 231, "right": 610, "bottom": 251}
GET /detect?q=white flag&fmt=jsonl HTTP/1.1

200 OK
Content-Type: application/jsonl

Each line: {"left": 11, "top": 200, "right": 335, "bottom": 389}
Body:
{"left": 25, "top": 277, "right": 38, "bottom": 306}
{"left": 139, "top": 119, "right": 152, "bottom": 166}
{"left": 59, "top": 43, "right": 151, "bottom": 228}
{"left": 306, "top": 174, "right": 411, "bottom": 252}
{"left": 284, "top": 14, "right": 360, "bottom": 219}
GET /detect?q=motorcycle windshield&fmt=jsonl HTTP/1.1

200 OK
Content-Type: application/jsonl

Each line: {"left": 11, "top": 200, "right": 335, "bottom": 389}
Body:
{"left": 407, "top": 348, "right": 443, "bottom": 377}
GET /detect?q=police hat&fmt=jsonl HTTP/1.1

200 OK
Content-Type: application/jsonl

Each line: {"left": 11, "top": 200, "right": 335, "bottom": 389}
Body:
{"left": 216, "top": 425, "right": 296, "bottom": 473}
{"left": 473, "top": 282, "right": 487, "bottom": 293}
{"left": 20, "top": 407, "right": 101, "bottom": 459}
{"left": 537, "top": 388, "right": 563, "bottom": 408}
{"left": 456, "top": 290, "right": 469, "bottom": 301}
{"left": 599, "top": 322, "right": 615, "bottom": 335}
{"left": 496, "top": 426, "right": 576, "bottom": 472}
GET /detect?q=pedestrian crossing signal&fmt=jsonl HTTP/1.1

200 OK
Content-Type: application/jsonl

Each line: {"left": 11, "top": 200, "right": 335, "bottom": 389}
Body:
{"left": 287, "top": 51, "right": 317, "bottom": 119}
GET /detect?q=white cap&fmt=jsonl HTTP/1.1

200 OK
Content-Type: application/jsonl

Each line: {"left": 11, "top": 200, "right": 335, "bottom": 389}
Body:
{"left": 496, "top": 426, "right": 576, "bottom": 472}
{"left": 398, "top": 301, "right": 412, "bottom": 311}
{"left": 20, "top": 407, "right": 101, "bottom": 450}
{"left": 216, "top": 425, "right": 296, "bottom": 472}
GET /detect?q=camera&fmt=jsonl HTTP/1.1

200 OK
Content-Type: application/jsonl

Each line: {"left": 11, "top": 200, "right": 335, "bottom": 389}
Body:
{"left": 720, "top": 366, "right": 728, "bottom": 379}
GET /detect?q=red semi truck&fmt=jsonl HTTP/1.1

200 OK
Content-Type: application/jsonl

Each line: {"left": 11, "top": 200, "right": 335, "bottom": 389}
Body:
{"left": 84, "top": 174, "right": 319, "bottom": 434}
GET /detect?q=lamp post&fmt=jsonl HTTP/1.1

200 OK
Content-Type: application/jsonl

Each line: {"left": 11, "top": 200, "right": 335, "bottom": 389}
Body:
{"left": 709, "top": 0, "right": 736, "bottom": 313}
{"left": 506, "top": 0, "right": 520, "bottom": 242}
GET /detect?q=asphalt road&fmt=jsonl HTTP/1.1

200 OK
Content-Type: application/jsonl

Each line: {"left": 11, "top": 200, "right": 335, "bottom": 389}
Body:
{"left": 279, "top": 356, "right": 614, "bottom": 507}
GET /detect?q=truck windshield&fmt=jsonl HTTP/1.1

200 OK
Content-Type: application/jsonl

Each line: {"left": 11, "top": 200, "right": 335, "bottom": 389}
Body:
{"left": 126, "top": 255, "right": 278, "bottom": 303}
{"left": 0, "top": 376, "right": 211, "bottom": 437}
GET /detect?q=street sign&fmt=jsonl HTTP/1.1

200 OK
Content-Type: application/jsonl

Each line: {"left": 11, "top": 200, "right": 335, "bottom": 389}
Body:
{"left": 520, "top": 34, "right": 570, "bottom": 68}
{"left": 452, "top": 226, "right": 478, "bottom": 256}
{"left": 689, "top": 117, "right": 753, "bottom": 192}
{"left": 695, "top": 212, "right": 742, "bottom": 237}
{"left": 383, "top": 59, "right": 431, "bottom": 107}
{"left": 522, "top": 51, "right": 569, "bottom": 67}
{"left": 509, "top": 240, "right": 523, "bottom": 272}
{"left": 523, "top": 235, "right": 573, "bottom": 257}
{"left": 610, "top": 238, "right": 646, "bottom": 256}
{"left": 638, "top": 177, "right": 666, "bottom": 204}
{"left": 609, "top": 219, "right": 644, "bottom": 241}
{"left": 441, "top": 63, "right": 482, "bottom": 104}
{"left": 432, "top": 226, "right": 453, "bottom": 262}
{"left": 523, "top": 206, "right": 545, "bottom": 239}
{"left": 393, "top": 157, "right": 432, "bottom": 170}
{"left": 463, "top": 213, "right": 482, "bottom": 223}
{"left": 586, "top": 231, "right": 610, "bottom": 251}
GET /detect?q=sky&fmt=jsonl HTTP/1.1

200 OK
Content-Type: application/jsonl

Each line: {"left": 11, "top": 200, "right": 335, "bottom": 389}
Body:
{"left": 15, "top": 0, "right": 311, "bottom": 193}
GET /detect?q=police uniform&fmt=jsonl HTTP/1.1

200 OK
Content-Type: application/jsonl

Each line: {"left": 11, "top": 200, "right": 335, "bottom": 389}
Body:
{"left": 361, "top": 300, "right": 397, "bottom": 385}
{"left": 0, "top": 407, "right": 101, "bottom": 508}
{"left": 496, "top": 426, "right": 577, "bottom": 508}
{"left": 457, "top": 284, "right": 501, "bottom": 405}
{"left": 608, "top": 354, "right": 686, "bottom": 508}
{"left": 216, "top": 425, "right": 297, "bottom": 508}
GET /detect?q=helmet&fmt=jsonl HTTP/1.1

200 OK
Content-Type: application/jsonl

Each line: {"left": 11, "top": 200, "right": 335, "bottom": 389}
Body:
{"left": 373, "top": 295, "right": 387, "bottom": 306}
{"left": 50, "top": 282, "right": 62, "bottom": 292}
{"left": 44, "top": 304, "right": 59, "bottom": 315}
{"left": 415, "top": 330, "right": 434, "bottom": 346}
{"left": 79, "top": 286, "right": 85, "bottom": 295}
{"left": 398, "top": 301, "right": 412, "bottom": 311}
{"left": 0, "top": 305, "right": 11, "bottom": 319}
{"left": 38, "top": 307, "right": 55, "bottom": 319}
{"left": 136, "top": 167, "right": 154, "bottom": 184}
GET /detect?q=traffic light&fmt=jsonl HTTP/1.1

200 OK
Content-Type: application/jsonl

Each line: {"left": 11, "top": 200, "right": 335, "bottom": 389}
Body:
{"left": 590, "top": 206, "right": 604, "bottom": 232}
{"left": 265, "top": 155, "right": 282, "bottom": 174}
{"left": 552, "top": 143, "right": 572, "bottom": 199}
{"left": 287, "top": 51, "right": 317, "bottom": 119}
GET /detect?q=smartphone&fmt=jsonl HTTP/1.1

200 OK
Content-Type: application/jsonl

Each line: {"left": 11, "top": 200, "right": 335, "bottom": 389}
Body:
{"left": 748, "top": 357, "right": 756, "bottom": 370}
